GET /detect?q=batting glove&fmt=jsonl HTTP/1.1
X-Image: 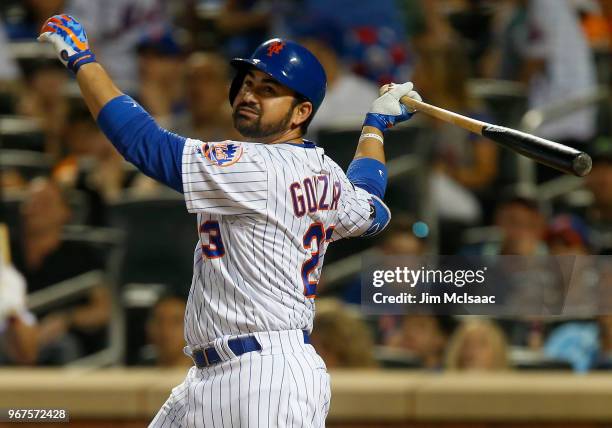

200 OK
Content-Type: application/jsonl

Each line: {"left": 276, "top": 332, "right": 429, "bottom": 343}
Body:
{"left": 363, "top": 82, "right": 422, "bottom": 132}
{"left": 37, "top": 14, "right": 96, "bottom": 74}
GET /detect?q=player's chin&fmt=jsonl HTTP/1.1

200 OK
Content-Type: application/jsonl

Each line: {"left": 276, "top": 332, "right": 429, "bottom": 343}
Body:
{"left": 233, "top": 119, "right": 259, "bottom": 138}
{"left": 233, "top": 116, "right": 252, "bottom": 131}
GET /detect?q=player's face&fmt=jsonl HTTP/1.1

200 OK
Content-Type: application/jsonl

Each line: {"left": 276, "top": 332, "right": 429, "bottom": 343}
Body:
{"left": 232, "top": 70, "right": 306, "bottom": 140}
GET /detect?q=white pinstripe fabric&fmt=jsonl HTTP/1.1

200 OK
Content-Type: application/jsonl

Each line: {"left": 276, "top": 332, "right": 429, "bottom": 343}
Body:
{"left": 149, "top": 330, "right": 331, "bottom": 427}
{"left": 181, "top": 139, "right": 372, "bottom": 347}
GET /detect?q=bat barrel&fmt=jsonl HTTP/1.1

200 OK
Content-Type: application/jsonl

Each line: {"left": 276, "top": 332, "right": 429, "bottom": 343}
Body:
{"left": 572, "top": 152, "right": 593, "bottom": 177}
{"left": 481, "top": 125, "right": 592, "bottom": 177}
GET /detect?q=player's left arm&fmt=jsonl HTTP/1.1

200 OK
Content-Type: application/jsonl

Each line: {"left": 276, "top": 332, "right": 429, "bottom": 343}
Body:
{"left": 37, "top": 14, "right": 185, "bottom": 193}
{"left": 344, "top": 83, "right": 421, "bottom": 236}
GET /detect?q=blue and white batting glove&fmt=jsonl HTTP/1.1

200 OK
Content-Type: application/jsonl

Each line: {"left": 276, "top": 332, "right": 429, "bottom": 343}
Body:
{"left": 37, "top": 14, "right": 96, "bottom": 74}
{"left": 363, "top": 82, "right": 422, "bottom": 132}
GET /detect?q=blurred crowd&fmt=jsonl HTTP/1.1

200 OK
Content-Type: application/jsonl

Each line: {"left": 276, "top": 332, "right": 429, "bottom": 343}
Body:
{"left": 1, "top": 0, "right": 612, "bottom": 374}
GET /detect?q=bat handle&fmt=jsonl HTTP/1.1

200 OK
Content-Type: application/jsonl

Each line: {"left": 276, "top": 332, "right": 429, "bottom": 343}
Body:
{"left": 399, "top": 95, "right": 423, "bottom": 112}
{"left": 399, "top": 95, "right": 489, "bottom": 135}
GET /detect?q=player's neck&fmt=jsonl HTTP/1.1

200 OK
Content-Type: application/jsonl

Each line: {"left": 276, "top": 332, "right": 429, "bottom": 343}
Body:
{"left": 260, "top": 127, "right": 304, "bottom": 145}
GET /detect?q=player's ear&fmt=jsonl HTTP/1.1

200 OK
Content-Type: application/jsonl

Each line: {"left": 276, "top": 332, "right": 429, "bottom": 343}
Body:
{"left": 291, "top": 100, "right": 312, "bottom": 129}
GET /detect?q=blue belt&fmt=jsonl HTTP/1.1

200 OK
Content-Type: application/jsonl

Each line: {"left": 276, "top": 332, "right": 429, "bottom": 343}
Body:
{"left": 192, "top": 331, "right": 310, "bottom": 368}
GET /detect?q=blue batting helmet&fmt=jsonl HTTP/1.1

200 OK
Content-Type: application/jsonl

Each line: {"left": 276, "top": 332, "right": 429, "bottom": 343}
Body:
{"left": 229, "top": 38, "right": 327, "bottom": 115}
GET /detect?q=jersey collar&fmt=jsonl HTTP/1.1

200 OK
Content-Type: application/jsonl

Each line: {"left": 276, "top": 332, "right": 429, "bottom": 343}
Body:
{"left": 286, "top": 139, "right": 317, "bottom": 148}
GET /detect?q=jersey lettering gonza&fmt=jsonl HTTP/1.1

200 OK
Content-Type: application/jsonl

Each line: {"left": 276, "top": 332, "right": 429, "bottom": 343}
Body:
{"left": 181, "top": 139, "right": 374, "bottom": 346}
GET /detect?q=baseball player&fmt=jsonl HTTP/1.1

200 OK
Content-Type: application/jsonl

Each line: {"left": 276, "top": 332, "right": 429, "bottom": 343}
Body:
{"left": 38, "top": 14, "right": 421, "bottom": 427}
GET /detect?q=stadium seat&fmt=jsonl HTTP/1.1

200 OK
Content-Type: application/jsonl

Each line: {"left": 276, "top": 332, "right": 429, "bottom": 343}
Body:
{"left": 0, "top": 193, "right": 24, "bottom": 247}
{"left": 513, "top": 358, "right": 573, "bottom": 371}
{"left": 107, "top": 193, "right": 197, "bottom": 297}
{"left": 0, "top": 116, "right": 45, "bottom": 151}
{"left": 0, "top": 149, "right": 51, "bottom": 180}
{"left": 374, "top": 346, "right": 423, "bottom": 369}
{"left": 0, "top": 91, "right": 16, "bottom": 115}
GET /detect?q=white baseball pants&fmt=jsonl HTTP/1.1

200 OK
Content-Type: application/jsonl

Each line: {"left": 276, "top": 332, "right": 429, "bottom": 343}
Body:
{"left": 149, "top": 330, "right": 331, "bottom": 427}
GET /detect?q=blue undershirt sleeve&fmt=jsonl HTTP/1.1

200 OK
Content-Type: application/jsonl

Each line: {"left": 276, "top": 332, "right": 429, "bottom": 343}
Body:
{"left": 96, "top": 95, "right": 185, "bottom": 193}
{"left": 346, "top": 157, "right": 388, "bottom": 199}
{"left": 345, "top": 157, "right": 391, "bottom": 236}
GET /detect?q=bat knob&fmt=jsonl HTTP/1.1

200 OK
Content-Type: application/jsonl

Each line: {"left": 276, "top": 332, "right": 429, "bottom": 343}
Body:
{"left": 573, "top": 153, "right": 592, "bottom": 177}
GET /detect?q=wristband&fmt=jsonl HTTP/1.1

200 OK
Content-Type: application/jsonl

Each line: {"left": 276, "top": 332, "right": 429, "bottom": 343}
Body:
{"left": 359, "top": 132, "right": 384, "bottom": 145}
{"left": 363, "top": 113, "right": 390, "bottom": 133}
{"left": 67, "top": 50, "right": 97, "bottom": 74}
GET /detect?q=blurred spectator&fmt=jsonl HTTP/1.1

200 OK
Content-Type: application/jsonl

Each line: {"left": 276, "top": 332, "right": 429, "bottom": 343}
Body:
{"left": 137, "top": 30, "right": 185, "bottom": 125}
{"left": 300, "top": 37, "right": 379, "bottom": 136}
{"left": 277, "top": 0, "right": 411, "bottom": 84}
{"left": 53, "top": 104, "right": 116, "bottom": 219}
{"left": 444, "top": 0, "right": 497, "bottom": 76}
{"left": 0, "top": 237, "right": 38, "bottom": 365}
{"left": 446, "top": 318, "right": 510, "bottom": 371}
{"left": 3, "top": 0, "right": 65, "bottom": 40}
{"left": 16, "top": 61, "right": 69, "bottom": 160}
{"left": 413, "top": 41, "right": 497, "bottom": 225}
{"left": 0, "top": 169, "right": 28, "bottom": 192}
{"left": 340, "top": 213, "right": 427, "bottom": 305}
{"left": 464, "top": 196, "right": 570, "bottom": 348}
{"left": 544, "top": 302, "right": 612, "bottom": 371}
{"left": 575, "top": 0, "right": 610, "bottom": 51}
{"left": 343, "top": 25, "right": 413, "bottom": 85}
{"left": 139, "top": 294, "right": 190, "bottom": 368}
{"left": 379, "top": 214, "right": 428, "bottom": 256}
{"left": 385, "top": 315, "right": 455, "bottom": 370}
{"left": 67, "top": 0, "right": 170, "bottom": 92}
{"left": 53, "top": 103, "right": 136, "bottom": 222}
{"left": 546, "top": 214, "right": 591, "bottom": 255}
{"left": 544, "top": 321, "right": 598, "bottom": 372}
{"left": 546, "top": 214, "right": 598, "bottom": 317}
{"left": 492, "top": 0, "right": 597, "bottom": 149}
{"left": 216, "top": 0, "right": 272, "bottom": 59}
{"left": 599, "top": 0, "right": 612, "bottom": 45}
{"left": 460, "top": 191, "right": 548, "bottom": 349}
{"left": 0, "top": 19, "right": 19, "bottom": 85}
{"left": 584, "top": 139, "right": 612, "bottom": 253}
{"left": 408, "top": 0, "right": 454, "bottom": 51}
{"left": 464, "top": 191, "right": 547, "bottom": 256}
{"left": 53, "top": 102, "right": 169, "bottom": 216}
{"left": 595, "top": 314, "right": 612, "bottom": 368}
{"left": 10, "top": 178, "right": 111, "bottom": 363}
{"left": 172, "top": 52, "right": 238, "bottom": 142}
{"left": 410, "top": 0, "right": 497, "bottom": 76}
{"left": 310, "top": 299, "right": 378, "bottom": 368}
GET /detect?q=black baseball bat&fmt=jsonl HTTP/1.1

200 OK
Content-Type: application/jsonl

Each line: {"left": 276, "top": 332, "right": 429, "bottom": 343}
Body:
{"left": 398, "top": 96, "right": 592, "bottom": 177}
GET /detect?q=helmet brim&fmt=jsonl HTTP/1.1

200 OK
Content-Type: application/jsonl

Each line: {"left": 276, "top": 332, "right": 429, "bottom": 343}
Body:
{"left": 230, "top": 58, "right": 284, "bottom": 86}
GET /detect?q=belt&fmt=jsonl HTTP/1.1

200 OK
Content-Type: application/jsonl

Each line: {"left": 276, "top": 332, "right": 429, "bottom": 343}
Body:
{"left": 192, "top": 331, "right": 310, "bottom": 368}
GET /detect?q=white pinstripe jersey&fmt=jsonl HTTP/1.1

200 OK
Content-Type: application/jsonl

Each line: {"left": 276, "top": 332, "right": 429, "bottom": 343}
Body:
{"left": 181, "top": 138, "right": 375, "bottom": 347}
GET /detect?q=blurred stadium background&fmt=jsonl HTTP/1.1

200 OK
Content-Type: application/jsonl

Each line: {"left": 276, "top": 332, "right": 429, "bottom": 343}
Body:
{"left": 3, "top": 0, "right": 612, "bottom": 426}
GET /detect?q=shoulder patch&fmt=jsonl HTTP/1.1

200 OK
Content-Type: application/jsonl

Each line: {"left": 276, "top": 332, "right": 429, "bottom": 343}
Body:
{"left": 202, "top": 141, "right": 243, "bottom": 167}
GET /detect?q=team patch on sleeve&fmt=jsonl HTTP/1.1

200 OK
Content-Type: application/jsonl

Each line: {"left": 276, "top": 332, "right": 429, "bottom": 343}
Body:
{"left": 201, "top": 141, "right": 243, "bottom": 167}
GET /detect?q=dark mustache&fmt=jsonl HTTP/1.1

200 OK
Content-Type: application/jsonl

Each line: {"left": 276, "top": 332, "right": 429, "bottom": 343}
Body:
{"left": 236, "top": 104, "right": 260, "bottom": 114}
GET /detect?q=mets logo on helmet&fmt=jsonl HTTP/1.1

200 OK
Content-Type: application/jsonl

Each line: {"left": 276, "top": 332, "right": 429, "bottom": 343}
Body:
{"left": 202, "top": 142, "right": 243, "bottom": 167}
{"left": 267, "top": 41, "right": 285, "bottom": 57}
